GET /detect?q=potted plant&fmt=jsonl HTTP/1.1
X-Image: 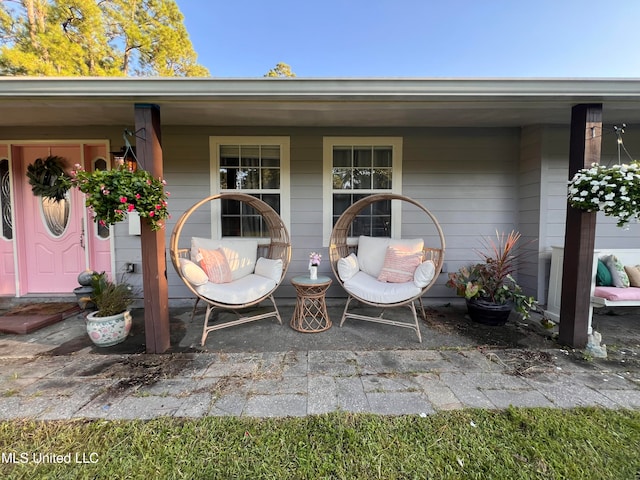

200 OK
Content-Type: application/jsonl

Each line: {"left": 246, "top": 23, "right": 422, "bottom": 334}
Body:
{"left": 85, "top": 272, "right": 134, "bottom": 347}
{"left": 568, "top": 161, "right": 640, "bottom": 228}
{"left": 67, "top": 163, "right": 169, "bottom": 231}
{"left": 309, "top": 251, "right": 322, "bottom": 280}
{"left": 446, "top": 230, "right": 538, "bottom": 325}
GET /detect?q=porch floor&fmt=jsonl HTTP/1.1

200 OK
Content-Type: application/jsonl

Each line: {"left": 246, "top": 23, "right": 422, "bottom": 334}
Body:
{"left": 0, "top": 299, "right": 637, "bottom": 419}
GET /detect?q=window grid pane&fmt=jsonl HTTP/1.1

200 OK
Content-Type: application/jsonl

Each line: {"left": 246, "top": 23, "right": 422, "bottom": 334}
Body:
{"left": 332, "top": 145, "right": 393, "bottom": 237}
{"left": 220, "top": 144, "right": 282, "bottom": 238}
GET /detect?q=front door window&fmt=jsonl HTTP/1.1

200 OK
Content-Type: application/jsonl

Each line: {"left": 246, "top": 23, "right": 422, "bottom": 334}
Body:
{"left": 40, "top": 194, "right": 70, "bottom": 237}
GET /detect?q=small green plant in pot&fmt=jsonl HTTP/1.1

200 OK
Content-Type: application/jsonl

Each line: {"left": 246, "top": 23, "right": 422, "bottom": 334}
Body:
{"left": 85, "top": 272, "right": 135, "bottom": 347}
{"left": 446, "top": 230, "right": 538, "bottom": 325}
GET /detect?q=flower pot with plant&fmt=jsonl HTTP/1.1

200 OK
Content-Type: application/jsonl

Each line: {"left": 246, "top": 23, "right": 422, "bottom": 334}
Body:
{"left": 446, "top": 230, "right": 538, "bottom": 325}
{"left": 67, "top": 164, "right": 169, "bottom": 231}
{"left": 309, "top": 252, "right": 322, "bottom": 280}
{"left": 568, "top": 161, "right": 640, "bottom": 228}
{"left": 85, "top": 272, "right": 135, "bottom": 347}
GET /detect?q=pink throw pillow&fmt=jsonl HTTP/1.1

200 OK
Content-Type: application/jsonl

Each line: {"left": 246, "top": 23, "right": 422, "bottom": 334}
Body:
{"left": 198, "top": 248, "right": 232, "bottom": 284}
{"left": 377, "top": 246, "right": 423, "bottom": 283}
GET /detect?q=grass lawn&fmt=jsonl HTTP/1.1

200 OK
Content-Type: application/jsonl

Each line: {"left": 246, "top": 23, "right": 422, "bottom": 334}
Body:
{"left": 0, "top": 407, "right": 638, "bottom": 479}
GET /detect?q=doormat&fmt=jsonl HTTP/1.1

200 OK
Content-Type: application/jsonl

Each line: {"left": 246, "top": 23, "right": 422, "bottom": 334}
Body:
{"left": 0, "top": 302, "right": 81, "bottom": 335}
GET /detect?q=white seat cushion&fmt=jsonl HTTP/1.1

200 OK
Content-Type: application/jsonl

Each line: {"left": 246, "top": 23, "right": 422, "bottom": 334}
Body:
{"left": 344, "top": 271, "right": 421, "bottom": 304}
{"left": 178, "top": 258, "right": 209, "bottom": 287}
{"left": 413, "top": 260, "right": 436, "bottom": 288}
{"left": 254, "top": 257, "right": 283, "bottom": 283}
{"left": 196, "top": 274, "right": 276, "bottom": 305}
{"left": 337, "top": 253, "right": 359, "bottom": 281}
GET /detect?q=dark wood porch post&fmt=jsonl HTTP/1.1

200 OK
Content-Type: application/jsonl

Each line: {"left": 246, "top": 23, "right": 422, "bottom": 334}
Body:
{"left": 558, "top": 104, "right": 602, "bottom": 348}
{"left": 134, "top": 104, "right": 170, "bottom": 354}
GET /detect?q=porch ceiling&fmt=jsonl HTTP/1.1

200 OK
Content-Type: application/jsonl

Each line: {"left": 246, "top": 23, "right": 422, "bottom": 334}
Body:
{"left": 1, "top": 77, "right": 640, "bottom": 128}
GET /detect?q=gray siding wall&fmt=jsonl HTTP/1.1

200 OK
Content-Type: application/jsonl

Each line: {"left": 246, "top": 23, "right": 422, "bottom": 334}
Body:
{"left": 518, "top": 126, "right": 544, "bottom": 302}
{"left": 1, "top": 125, "right": 525, "bottom": 302}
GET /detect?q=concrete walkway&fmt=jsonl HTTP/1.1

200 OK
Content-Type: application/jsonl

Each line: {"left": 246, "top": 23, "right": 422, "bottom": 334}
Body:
{"left": 0, "top": 302, "right": 638, "bottom": 420}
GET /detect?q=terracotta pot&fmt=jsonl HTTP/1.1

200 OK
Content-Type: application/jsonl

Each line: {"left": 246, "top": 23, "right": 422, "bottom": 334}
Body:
{"left": 86, "top": 310, "right": 132, "bottom": 347}
{"left": 465, "top": 298, "right": 512, "bottom": 326}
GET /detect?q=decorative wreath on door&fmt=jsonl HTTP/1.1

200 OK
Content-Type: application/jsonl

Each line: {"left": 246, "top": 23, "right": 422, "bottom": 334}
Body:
{"left": 26, "top": 155, "right": 71, "bottom": 201}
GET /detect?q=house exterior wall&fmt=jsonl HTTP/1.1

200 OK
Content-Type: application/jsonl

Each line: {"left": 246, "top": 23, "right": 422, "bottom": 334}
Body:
{"left": 8, "top": 122, "right": 638, "bottom": 306}
{"left": 159, "top": 126, "right": 522, "bottom": 301}
{"left": 518, "top": 126, "right": 544, "bottom": 302}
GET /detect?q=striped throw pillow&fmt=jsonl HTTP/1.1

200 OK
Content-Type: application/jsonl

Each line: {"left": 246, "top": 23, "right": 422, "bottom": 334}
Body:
{"left": 197, "top": 248, "right": 232, "bottom": 284}
{"left": 377, "top": 246, "right": 423, "bottom": 283}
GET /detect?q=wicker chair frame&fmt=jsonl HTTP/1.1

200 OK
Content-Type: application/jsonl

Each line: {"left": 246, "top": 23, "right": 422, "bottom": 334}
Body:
{"left": 170, "top": 193, "right": 291, "bottom": 346}
{"left": 329, "top": 194, "right": 445, "bottom": 342}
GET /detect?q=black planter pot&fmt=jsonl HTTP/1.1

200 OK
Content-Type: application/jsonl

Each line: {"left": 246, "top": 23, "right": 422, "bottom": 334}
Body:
{"left": 465, "top": 298, "right": 513, "bottom": 326}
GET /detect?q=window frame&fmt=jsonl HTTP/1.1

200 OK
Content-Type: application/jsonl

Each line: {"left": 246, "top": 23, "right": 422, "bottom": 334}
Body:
{"left": 209, "top": 136, "right": 291, "bottom": 239}
{"left": 322, "top": 137, "right": 403, "bottom": 246}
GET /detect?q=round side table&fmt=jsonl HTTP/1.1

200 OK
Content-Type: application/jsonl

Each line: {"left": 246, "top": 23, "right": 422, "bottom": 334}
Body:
{"left": 290, "top": 275, "right": 333, "bottom": 333}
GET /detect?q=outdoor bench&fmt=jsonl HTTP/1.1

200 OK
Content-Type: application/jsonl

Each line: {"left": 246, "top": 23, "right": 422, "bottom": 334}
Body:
{"left": 546, "top": 247, "right": 640, "bottom": 325}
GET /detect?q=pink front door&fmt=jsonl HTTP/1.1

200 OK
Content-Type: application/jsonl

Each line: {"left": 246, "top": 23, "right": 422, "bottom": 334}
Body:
{"left": 15, "top": 145, "right": 87, "bottom": 294}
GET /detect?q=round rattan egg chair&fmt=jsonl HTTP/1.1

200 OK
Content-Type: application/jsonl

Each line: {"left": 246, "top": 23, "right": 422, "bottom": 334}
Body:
{"left": 170, "top": 193, "right": 291, "bottom": 346}
{"left": 329, "top": 194, "right": 445, "bottom": 342}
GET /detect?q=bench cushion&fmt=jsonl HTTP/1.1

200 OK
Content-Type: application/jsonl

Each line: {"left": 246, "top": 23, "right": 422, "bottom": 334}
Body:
{"left": 624, "top": 265, "right": 640, "bottom": 287}
{"left": 196, "top": 274, "right": 276, "bottom": 305}
{"left": 602, "top": 254, "right": 630, "bottom": 288}
{"left": 593, "top": 286, "right": 640, "bottom": 302}
{"left": 344, "top": 271, "right": 421, "bottom": 304}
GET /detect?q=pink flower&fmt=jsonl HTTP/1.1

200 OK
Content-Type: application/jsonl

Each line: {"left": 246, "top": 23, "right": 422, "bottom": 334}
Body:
{"left": 115, "top": 209, "right": 123, "bottom": 215}
{"left": 149, "top": 211, "right": 155, "bottom": 217}
{"left": 127, "top": 204, "right": 135, "bottom": 212}
{"left": 120, "top": 196, "right": 127, "bottom": 203}
{"left": 135, "top": 193, "right": 141, "bottom": 200}
{"left": 98, "top": 219, "right": 106, "bottom": 227}
{"left": 162, "top": 179, "right": 167, "bottom": 185}
{"left": 146, "top": 179, "right": 152, "bottom": 185}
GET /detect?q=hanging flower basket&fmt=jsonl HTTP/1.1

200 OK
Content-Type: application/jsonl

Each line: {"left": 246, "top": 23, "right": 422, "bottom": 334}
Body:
{"left": 568, "top": 162, "right": 640, "bottom": 228}
{"left": 69, "top": 164, "right": 170, "bottom": 231}
{"left": 26, "top": 156, "right": 71, "bottom": 201}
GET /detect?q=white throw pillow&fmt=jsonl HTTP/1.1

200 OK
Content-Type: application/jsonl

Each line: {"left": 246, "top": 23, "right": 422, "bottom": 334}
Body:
{"left": 178, "top": 258, "right": 209, "bottom": 287}
{"left": 357, "top": 236, "right": 390, "bottom": 277}
{"left": 191, "top": 237, "right": 258, "bottom": 281}
{"left": 337, "top": 253, "right": 359, "bottom": 281}
{"left": 254, "top": 257, "right": 283, "bottom": 283}
{"left": 413, "top": 260, "right": 436, "bottom": 288}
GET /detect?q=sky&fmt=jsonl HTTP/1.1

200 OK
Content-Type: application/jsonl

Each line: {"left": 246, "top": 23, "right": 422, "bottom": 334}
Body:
{"left": 174, "top": 0, "right": 640, "bottom": 78}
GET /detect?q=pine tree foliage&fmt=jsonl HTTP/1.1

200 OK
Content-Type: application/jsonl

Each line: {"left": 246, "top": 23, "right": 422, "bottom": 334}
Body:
{"left": 264, "top": 62, "right": 295, "bottom": 78}
{"left": 0, "top": 0, "right": 209, "bottom": 76}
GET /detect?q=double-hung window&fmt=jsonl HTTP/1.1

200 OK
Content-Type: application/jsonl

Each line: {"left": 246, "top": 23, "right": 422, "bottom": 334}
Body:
{"left": 210, "top": 136, "right": 290, "bottom": 238}
{"left": 323, "top": 137, "right": 402, "bottom": 245}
